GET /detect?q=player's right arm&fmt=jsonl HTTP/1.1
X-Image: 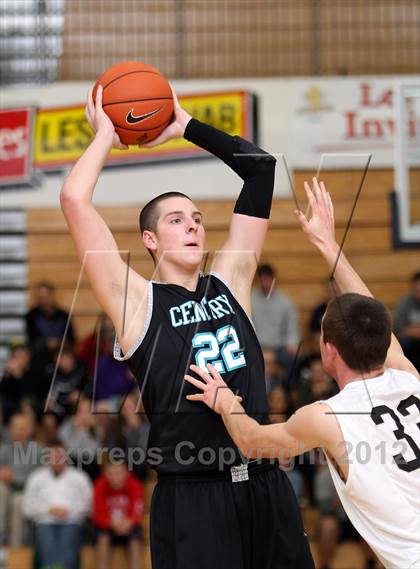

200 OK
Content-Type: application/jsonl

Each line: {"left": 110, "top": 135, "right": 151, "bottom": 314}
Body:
{"left": 294, "top": 178, "right": 419, "bottom": 379}
{"left": 60, "top": 87, "right": 148, "bottom": 351}
{"left": 185, "top": 364, "right": 346, "bottom": 473}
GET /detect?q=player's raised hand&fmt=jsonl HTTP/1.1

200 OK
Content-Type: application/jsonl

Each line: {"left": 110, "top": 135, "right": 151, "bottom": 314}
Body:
{"left": 85, "top": 86, "right": 128, "bottom": 150}
{"left": 142, "top": 86, "right": 192, "bottom": 148}
{"left": 294, "top": 177, "right": 336, "bottom": 250}
{"left": 185, "top": 363, "right": 242, "bottom": 414}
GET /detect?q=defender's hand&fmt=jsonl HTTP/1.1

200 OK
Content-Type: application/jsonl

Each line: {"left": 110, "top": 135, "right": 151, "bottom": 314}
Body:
{"left": 85, "top": 86, "right": 128, "bottom": 150}
{"left": 185, "top": 363, "right": 242, "bottom": 414}
{"left": 142, "top": 86, "right": 191, "bottom": 148}
{"left": 294, "top": 177, "right": 336, "bottom": 250}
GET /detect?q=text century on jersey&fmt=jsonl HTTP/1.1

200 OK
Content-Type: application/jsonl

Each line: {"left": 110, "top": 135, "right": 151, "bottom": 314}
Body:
{"left": 169, "top": 294, "right": 235, "bottom": 328}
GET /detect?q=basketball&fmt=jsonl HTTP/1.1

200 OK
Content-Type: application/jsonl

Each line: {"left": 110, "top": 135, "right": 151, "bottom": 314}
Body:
{"left": 92, "top": 61, "right": 174, "bottom": 145}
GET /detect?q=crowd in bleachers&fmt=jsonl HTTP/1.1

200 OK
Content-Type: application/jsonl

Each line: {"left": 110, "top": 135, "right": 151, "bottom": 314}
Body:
{"left": 0, "top": 269, "right": 419, "bottom": 569}
{"left": 0, "top": 282, "right": 148, "bottom": 569}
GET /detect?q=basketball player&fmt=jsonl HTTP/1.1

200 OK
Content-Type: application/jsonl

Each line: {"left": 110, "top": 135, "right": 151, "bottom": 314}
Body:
{"left": 60, "top": 86, "right": 314, "bottom": 568}
{"left": 185, "top": 179, "right": 420, "bottom": 569}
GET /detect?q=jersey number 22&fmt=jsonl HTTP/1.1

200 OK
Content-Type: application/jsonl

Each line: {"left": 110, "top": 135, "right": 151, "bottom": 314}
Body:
{"left": 192, "top": 325, "right": 246, "bottom": 374}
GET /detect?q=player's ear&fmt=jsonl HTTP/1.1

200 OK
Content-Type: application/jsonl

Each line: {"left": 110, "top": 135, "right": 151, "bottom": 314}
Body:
{"left": 325, "top": 341, "right": 338, "bottom": 361}
{"left": 143, "top": 230, "right": 157, "bottom": 251}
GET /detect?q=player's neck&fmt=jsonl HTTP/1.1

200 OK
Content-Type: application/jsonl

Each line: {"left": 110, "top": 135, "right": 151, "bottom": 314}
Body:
{"left": 153, "top": 265, "right": 201, "bottom": 291}
{"left": 337, "top": 365, "right": 385, "bottom": 390}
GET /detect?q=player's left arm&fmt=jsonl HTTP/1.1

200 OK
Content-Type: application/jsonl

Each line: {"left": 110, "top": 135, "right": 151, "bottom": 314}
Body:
{"left": 145, "top": 89, "right": 276, "bottom": 313}
{"left": 183, "top": 120, "right": 276, "bottom": 313}
{"left": 185, "top": 363, "right": 326, "bottom": 460}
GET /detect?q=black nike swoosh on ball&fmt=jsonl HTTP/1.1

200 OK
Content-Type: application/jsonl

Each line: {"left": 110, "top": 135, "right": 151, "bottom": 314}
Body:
{"left": 126, "top": 107, "right": 163, "bottom": 124}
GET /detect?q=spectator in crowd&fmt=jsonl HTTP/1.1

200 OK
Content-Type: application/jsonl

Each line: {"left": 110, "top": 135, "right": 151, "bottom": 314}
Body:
{"left": 95, "top": 400, "right": 120, "bottom": 449}
{"left": 36, "top": 413, "right": 61, "bottom": 446}
{"left": 267, "top": 386, "right": 304, "bottom": 505}
{"left": 291, "top": 356, "right": 338, "bottom": 507}
{"left": 0, "top": 342, "right": 32, "bottom": 423}
{"left": 23, "top": 441, "right": 92, "bottom": 569}
{"left": 262, "top": 347, "right": 286, "bottom": 394}
{"left": 45, "top": 345, "right": 88, "bottom": 416}
{"left": 78, "top": 314, "right": 136, "bottom": 403}
{"left": 59, "top": 397, "right": 101, "bottom": 479}
{"left": 314, "top": 462, "right": 375, "bottom": 569}
{"left": 0, "top": 413, "right": 42, "bottom": 546}
{"left": 267, "top": 385, "right": 290, "bottom": 425}
{"left": 78, "top": 313, "right": 115, "bottom": 375}
{"left": 394, "top": 271, "right": 420, "bottom": 371}
{"left": 293, "top": 355, "right": 338, "bottom": 409}
{"left": 308, "top": 278, "right": 336, "bottom": 353}
{"left": 93, "top": 460, "right": 144, "bottom": 569}
{"left": 251, "top": 264, "right": 300, "bottom": 363}
{"left": 118, "top": 392, "right": 150, "bottom": 482}
{"left": 25, "top": 281, "right": 75, "bottom": 356}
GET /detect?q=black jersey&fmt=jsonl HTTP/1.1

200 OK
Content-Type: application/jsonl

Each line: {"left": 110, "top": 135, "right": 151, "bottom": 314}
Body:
{"left": 114, "top": 271, "right": 269, "bottom": 474}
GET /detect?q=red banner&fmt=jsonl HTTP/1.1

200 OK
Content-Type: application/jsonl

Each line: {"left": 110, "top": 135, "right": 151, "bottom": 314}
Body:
{"left": 0, "top": 107, "right": 35, "bottom": 186}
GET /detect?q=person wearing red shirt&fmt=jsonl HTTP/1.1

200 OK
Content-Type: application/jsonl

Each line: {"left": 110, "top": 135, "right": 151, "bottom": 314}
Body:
{"left": 93, "top": 461, "right": 144, "bottom": 569}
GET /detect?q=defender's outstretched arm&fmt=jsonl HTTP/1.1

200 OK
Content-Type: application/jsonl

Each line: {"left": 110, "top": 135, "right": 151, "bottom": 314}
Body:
{"left": 294, "top": 178, "right": 419, "bottom": 379}
{"left": 184, "top": 363, "right": 330, "bottom": 461}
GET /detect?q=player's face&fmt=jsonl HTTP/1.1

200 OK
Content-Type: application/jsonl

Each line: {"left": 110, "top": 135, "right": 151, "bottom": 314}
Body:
{"left": 154, "top": 197, "right": 206, "bottom": 268}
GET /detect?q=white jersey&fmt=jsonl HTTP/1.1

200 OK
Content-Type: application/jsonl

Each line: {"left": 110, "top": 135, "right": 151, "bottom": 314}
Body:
{"left": 323, "top": 368, "right": 420, "bottom": 569}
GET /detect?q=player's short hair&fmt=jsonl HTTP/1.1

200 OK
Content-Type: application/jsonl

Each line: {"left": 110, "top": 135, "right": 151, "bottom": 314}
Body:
{"left": 139, "top": 191, "right": 192, "bottom": 260}
{"left": 411, "top": 271, "right": 420, "bottom": 283}
{"left": 322, "top": 293, "right": 391, "bottom": 372}
{"left": 139, "top": 191, "right": 192, "bottom": 234}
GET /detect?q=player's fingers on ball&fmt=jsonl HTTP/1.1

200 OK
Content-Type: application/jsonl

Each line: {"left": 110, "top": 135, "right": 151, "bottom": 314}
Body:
{"left": 87, "top": 88, "right": 95, "bottom": 117}
{"left": 169, "top": 84, "right": 179, "bottom": 104}
{"left": 143, "top": 135, "right": 165, "bottom": 148}
{"left": 84, "top": 106, "right": 92, "bottom": 126}
{"left": 96, "top": 85, "right": 103, "bottom": 109}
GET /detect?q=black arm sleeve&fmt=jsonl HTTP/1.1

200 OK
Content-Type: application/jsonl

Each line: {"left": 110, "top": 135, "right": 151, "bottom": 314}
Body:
{"left": 184, "top": 118, "right": 276, "bottom": 219}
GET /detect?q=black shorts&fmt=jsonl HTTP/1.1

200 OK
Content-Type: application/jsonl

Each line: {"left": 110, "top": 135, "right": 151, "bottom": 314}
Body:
{"left": 95, "top": 525, "right": 142, "bottom": 545}
{"left": 150, "top": 462, "right": 315, "bottom": 569}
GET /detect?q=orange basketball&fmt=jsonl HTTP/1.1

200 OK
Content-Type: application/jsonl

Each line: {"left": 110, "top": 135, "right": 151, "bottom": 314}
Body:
{"left": 92, "top": 61, "right": 174, "bottom": 145}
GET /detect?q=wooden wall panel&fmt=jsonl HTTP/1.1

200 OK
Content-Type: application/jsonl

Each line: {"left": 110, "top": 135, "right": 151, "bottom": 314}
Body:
{"left": 27, "top": 169, "right": 419, "bottom": 342}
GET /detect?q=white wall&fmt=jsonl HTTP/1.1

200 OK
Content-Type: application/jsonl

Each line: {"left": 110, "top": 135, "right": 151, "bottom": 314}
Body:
{"left": 1, "top": 75, "right": 414, "bottom": 208}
